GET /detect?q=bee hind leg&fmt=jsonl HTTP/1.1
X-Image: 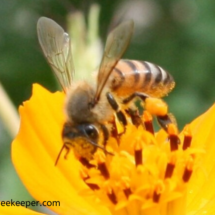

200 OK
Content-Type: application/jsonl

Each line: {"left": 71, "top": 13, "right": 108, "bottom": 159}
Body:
{"left": 122, "top": 92, "right": 177, "bottom": 132}
{"left": 122, "top": 92, "right": 148, "bottom": 104}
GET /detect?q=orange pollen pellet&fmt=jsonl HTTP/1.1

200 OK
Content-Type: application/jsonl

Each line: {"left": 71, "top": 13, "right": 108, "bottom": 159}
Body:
{"left": 145, "top": 98, "right": 168, "bottom": 116}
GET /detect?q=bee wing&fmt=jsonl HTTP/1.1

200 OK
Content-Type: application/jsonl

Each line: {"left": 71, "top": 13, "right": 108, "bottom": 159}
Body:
{"left": 94, "top": 20, "right": 134, "bottom": 102}
{"left": 37, "top": 17, "right": 74, "bottom": 92}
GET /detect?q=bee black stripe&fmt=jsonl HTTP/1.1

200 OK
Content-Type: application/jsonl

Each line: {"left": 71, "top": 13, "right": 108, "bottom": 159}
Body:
{"left": 164, "top": 72, "right": 170, "bottom": 84}
{"left": 140, "top": 61, "right": 152, "bottom": 86}
{"left": 155, "top": 66, "right": 162, "bottom": 83}
{"left": 123, "top": 60, "right": 140, "bottom": 82}
{"left": 111, "top": 67, "right": 125, "bottom": 90}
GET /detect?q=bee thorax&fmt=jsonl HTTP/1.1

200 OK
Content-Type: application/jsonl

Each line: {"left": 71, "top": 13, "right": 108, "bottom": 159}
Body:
{"left": 65, "top": 83, "right": 96, "bottom": 123}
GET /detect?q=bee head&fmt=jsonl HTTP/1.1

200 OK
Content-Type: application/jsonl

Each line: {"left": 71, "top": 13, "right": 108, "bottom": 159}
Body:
{"left": 62, "top": 122, "right": 99, "bottom": 143}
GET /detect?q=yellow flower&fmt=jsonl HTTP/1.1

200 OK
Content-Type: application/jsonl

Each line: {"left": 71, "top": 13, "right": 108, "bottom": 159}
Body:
{"left": 6, "top": 84, "right": 215, "bottom": 215}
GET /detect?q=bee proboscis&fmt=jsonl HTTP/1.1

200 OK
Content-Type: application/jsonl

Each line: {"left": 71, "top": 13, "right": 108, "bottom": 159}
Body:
{"left": 37, "top": 17, "right": 175, "bottom": 164}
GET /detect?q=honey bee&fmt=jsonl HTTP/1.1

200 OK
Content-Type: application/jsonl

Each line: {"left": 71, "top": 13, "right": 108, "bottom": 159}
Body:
{"left": 37, "top": 17, "right": 175, "bottom": 165}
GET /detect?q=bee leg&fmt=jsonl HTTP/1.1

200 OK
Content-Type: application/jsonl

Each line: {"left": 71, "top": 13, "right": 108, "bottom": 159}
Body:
{"left": 157, "top": 114, "right": 176, "bottom": 132}
{"left": 125, "top": 108, "right": 143, "bottom": 127}
{"left": 110, "top": 118, "right": 121, "bottom": 144}
{"left": 123, "top": 93, "right": 148, "bottom": 128}
{"left": 123, "top": 92, "right": 176, "bottom": 132}
{"left": 100, "top": 124, "right": 109, "bottom": 146}
{"left": 55, "top": 143, "right": 70, "bottom": 166}
{"left": 122, "top": 92, "right": 148, "bottom": 104}
{"left": 106, "top": 92, "right": 127, "bottom": 131}
{"left": 64, "top": 145, "right": 70, "bottom": 160}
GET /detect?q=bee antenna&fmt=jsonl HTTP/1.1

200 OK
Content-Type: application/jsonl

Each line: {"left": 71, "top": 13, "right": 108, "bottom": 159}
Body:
{"left": 87, "top": 139, "right": 114, "bottom": 156}
{"left": 55, "top": 144, "right": 65, "bottom": 166}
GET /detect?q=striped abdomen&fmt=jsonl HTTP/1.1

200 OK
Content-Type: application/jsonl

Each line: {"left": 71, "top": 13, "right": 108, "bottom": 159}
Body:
{"left": 108, "top": 59, "right": 175, "bottom": 98}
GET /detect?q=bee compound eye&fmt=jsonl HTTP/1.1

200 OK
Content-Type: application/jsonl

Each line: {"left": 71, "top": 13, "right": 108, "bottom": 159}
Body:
{"left": 84, "top": 124, "right": 99, "bottom": 140}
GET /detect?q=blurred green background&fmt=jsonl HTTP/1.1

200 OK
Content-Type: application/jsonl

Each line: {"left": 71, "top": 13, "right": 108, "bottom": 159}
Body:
{"left": 1, "top": 0, "right": 215, "bottom": 214}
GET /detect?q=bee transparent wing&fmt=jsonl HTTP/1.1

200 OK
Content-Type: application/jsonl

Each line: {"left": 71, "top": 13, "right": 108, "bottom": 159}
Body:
{"left": 94, "top": 20, "right": 134, "bottom": 102}
{"left": 37, "top": 17, "right": 74, "bottom": 92}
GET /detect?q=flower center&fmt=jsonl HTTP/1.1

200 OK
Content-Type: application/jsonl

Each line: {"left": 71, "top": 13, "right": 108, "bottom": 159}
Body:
{"left": 77, "top": 111, "right": 201, "bottom": 215}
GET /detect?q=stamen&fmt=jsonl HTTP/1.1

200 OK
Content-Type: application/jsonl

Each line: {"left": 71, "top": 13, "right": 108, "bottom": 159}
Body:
{"left": 182, "top": 168, "right": 192, "bottom": 183}
{"left": 107, "top": 188, "right": 118, "bottom": 204}
{"left": 124, "top": 188, "right": 132, "bottom": 198}
{"left": 98, "top": 162, "right": 110, "bottom": 179}
{"left": 183, "top": 125, "right": 192, "bottom": 150}
{"left": 121, "top": 177, "right": 132, "bottom": 198}
{"left": 182, "top": 157, "right": 194, "bottom": 182}
{"left": 95, "top": 151, "right": 110, "bottom": 179}
{"left": 87, "top": 183, "right": 100, "bottom": 190}
{"left": 134, "top": 140, "right": 143, "bottom": 166}
{"left": 153, "top": 191, "right": 161, "bottom": 203}
{"left": 153, "top": 181, "right": 164, "bottom": 203}
{"left": 168, "top": 124, "right": 180, "bottom": 151}
{"left": 165, "top": 163, "right": 175, "bottom": 178}
{"left": 165, "top": 154, "right": 176, "bottom": 178}
{"left": 79, "top": 157, "right": 94, "bottom": 168}
{"left": 80, "top": 168, "right": 99, "bottom": 190}
{"left": 143, "top": 111, "right": 154, "bottom": 134}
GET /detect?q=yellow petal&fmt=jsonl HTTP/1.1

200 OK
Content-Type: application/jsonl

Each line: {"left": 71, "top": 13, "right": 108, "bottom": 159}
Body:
{"left": 187, "top": 104, "right": 215, "bottom": 214}
{"left": 12, "top": 84, "right": 111, "bottom": 215}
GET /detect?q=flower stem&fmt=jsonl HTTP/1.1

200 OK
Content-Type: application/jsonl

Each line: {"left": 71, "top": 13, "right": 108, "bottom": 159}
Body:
{"left": 0, "top": 83, "right": 19, "bottom": 138}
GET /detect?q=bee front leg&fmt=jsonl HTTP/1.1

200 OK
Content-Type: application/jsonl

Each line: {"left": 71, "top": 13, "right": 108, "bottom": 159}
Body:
{"left": 64, "top": 145, "right": 70, "bottom": 160}
{"left": 100, "top": 124, "right": 109, "bottom": 146}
